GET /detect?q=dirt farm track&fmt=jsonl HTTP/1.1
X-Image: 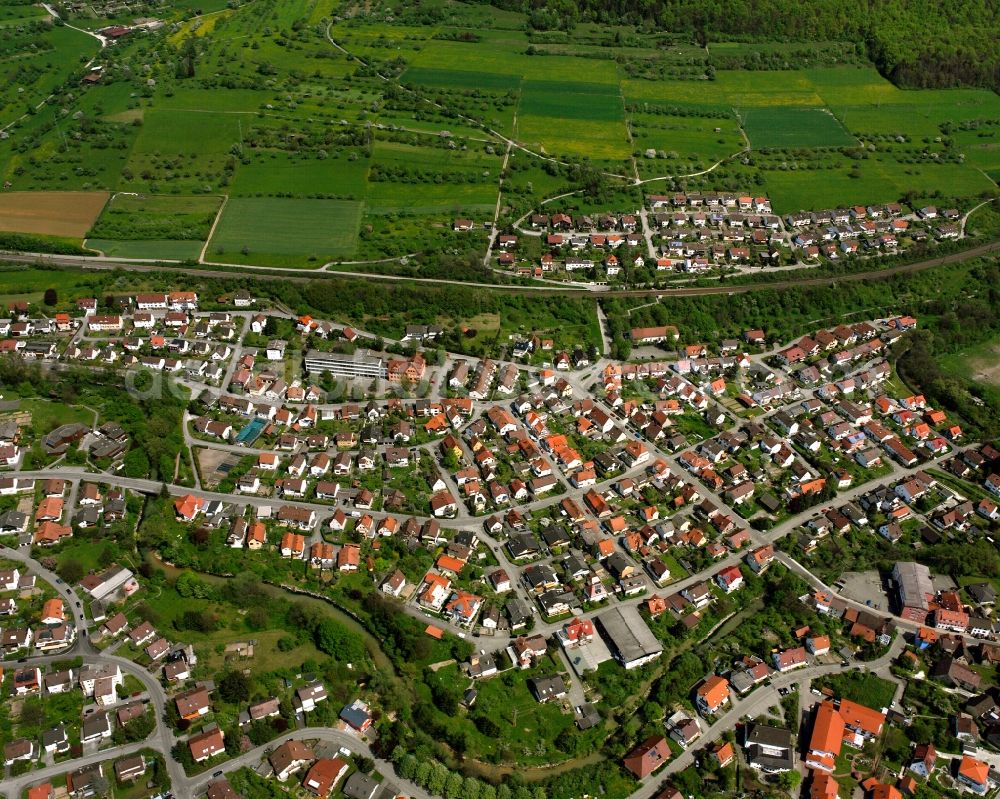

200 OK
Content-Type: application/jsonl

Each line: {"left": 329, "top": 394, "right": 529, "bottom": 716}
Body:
{"left": 0, "top": 191, "right": 109, "bottom": 238}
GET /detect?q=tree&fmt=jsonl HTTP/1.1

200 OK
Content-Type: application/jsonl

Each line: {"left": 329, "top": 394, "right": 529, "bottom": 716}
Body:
{"left": 611, "top": 335, "right": 632, "bottom": 360}
{"left": 445, "top": 772, "right": 464, "bottom": 799}
{"left": 778, "top": 771, "right": 802, "bottom": 790}
{"left": 414, "top": 760, "right": 432, "bottom": 788}
{"left": 219, "top": 670, "right": 252, "bottom": 703}
{"left": 43, "top": 288, "right": 57, "bottom": 306}
{"left": 246, "top": 606, "right": 269, "bottom": 630}
{"left": 427, "top": 762, "right": 449, "bottom": 795}
{"left": 314, "top": 618, "right": 366, "bottom": 662}
{"left": 354, "top": 755, "right": 375, "bottom": 774}
{"left": 397, "top": 754, "right": 418, "bottom": 781}
{"left": 57, "top": 559, "right": 84, "bottom": 584}
{"left": 123, "top": 448, "right": 150, "bottom": 478}
{"left": 175, "top": 572, "right": 211, "bottom": 599}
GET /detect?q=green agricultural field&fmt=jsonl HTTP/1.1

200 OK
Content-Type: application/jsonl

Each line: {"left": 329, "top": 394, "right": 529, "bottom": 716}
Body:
{"left": 624, "top": 71, "right": 825, "bottom": 108}
{"left": 365, "top": 182, "right": 497, "bottom": 215}
{"left": 762, "top": 160, "right": 995, "bottom": 213}
{"left": 365, "top": 138, "right": 502, "bottom": 214}
{"left": 803, "top": 66, "right": 904, "bottom": 106}
{"left": 838, "top": 102, "right": 1000, "bottom": 141}
{"left": 230, "top": 151, "right": 370, "bottom": 198}
{"left": 131, "top": 110, "right": 241, "bottom": 155}
{"left": 629, "top": 112, "right": 744, "bottom": 162}
{"left": 518, "top": 80, "right": 623, "bottom": 121}
{"left": 401, "top": 66, "right": 522, "bottom": 92}
{"left": 740, "top": 106, "right": 856, "bottom": 148}
{"left": 406, "top": 40, "right": 619, "bottom": 86}
{"left": 834, "top": 105, "right": 945, "bottom": 140}
{"left": 207, "top": 197, "right": 363, "bottom": 263}
{"left": 153, "top": 87, "right": 275, "bottom": 114}
{"left": 518, "top": 115, "right": 631, "bottom": 161}
{"left": 373, "top": 139, "right": 502, "bottom": 170}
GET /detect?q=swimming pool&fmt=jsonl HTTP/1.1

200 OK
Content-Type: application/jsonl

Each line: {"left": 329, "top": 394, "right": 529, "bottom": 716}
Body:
{"left": 235, "top": 417, "right": 266, "bottom": 445}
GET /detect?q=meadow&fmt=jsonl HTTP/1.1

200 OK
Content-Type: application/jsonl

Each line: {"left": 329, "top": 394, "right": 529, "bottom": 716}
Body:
{"left": 87, "top": 194, "right": 222, "bottom": 240}
{"left": 939, "top": 338, "right": 1000, "bottom": 389}
{"left": 761, "top": 160, "right": 995, "bottom": 214}
{"left": 126, "top": 110, "right": 242, "bottom": 194}
{"left": 86, "top": 239, "right": 204, "bottom": 260}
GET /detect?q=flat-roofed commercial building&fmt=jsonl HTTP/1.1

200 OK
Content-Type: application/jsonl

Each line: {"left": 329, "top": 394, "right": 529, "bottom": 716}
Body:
{"left": 304, "top": 350, "right": 386, "bottom": 380}
{"left": 892, "top": 561, "right": 933, "bottom": 618}
{"left": 595, "top": 606, "right": 663, "bottom": 670}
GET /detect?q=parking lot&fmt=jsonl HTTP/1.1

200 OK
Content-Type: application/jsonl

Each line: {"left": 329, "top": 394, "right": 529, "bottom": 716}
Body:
{"left": 836, "top": 570, "right": 890, "bottom": 611}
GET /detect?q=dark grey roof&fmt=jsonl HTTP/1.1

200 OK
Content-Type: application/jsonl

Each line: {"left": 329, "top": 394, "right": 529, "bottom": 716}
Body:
{"left": 528, "top": 675, "right": 565, "bottom": 701}
{"left": 343, "top": 772, "right": 379, "bottom": 799}
{"left": 968, "top": 583, "right": 998, "bottom": 604}
{"left": 744, "top": 724, "right": 792, "bottom": 748}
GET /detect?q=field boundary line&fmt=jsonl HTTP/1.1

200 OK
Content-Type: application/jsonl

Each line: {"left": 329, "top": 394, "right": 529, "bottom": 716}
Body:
{"left": 199, "top": 194, "right": 229, "bottom": 263}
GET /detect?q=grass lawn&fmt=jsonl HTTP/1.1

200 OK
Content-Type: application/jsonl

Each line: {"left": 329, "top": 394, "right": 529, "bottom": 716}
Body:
{"left": 139, "top": 582, "right": 326, "bottom": 676}
{"left": 52, "top": 538, "right": 112, "bottom": 576}
{"left": 814, "top": 671, "right": 896, "bottom": 709}
{"left": 937, "top": 335, "right": 1000, "bottom": 389}
{"left": 15, "top": 398, "right": 94, "bottom": 435}
{"left": 198, "top": 628, "right": 326, "bottom": 675}
{"left": 207, "top": 197, "right": 363, "bottom": 261}
{"left": 657, "top": 552, "right": 689, "bottom": 583}
{"left": 420, "top": 658, "right": 595, "bottom": 764}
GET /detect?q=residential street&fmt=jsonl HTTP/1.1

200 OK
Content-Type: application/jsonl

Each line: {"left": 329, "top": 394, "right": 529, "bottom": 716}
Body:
{"left": 1, "top": 299, "right": 994, "bottom": 799}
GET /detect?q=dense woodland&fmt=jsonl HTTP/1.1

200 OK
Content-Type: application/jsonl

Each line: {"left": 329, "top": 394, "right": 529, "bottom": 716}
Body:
{"left": 474, "top": 0, "right": 1000, "bottom": 89}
